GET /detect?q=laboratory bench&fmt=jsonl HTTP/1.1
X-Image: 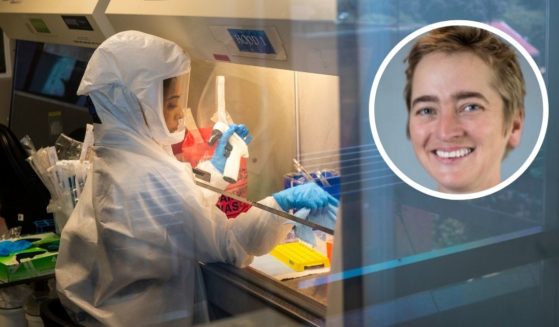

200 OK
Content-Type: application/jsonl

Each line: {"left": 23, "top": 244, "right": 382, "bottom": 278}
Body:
{"left": 202, "top": 259, "right": 329, "bottom": 326}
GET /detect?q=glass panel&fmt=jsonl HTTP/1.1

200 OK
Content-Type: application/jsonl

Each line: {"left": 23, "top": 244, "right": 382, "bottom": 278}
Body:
{"left": 331, "top": 0, "right": 558, "bottom": 326}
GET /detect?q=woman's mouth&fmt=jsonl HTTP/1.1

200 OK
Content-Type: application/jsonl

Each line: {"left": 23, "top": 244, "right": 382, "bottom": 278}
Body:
{"left": 434, "top": 148, "right": 474, "bottom": 159}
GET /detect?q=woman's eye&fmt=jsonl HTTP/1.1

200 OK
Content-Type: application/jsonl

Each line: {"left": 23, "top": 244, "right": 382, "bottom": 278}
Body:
{"left": 462, "top": 104, "right": 482, "bottom": 112}
{"left": 166, "top": 102, "right": 178, "bottom": 110}
{"left": 415, "top": 107, "right": 435, "bottom": 116}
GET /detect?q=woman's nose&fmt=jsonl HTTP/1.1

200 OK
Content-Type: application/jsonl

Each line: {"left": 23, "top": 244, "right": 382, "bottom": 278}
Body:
{"left": 177, "top": 109, "right": 185, "bottom": 119}
{"left": 436, "top": 110, "right": 464, "bottom": 140}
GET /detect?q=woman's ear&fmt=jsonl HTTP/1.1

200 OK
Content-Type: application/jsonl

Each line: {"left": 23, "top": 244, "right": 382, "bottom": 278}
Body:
{"left": 507, "top": 108, "right": 524, "bottom": 149}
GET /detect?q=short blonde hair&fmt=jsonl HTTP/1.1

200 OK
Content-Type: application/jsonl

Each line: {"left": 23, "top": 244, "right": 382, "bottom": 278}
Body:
{"left": 404, "top": 26, "right": 525, "bottom": 136}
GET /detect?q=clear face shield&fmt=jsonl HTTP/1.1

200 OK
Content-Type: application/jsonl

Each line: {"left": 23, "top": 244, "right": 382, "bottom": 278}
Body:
{"left": 163, "top": 73, "right": 190, "bottom": 135}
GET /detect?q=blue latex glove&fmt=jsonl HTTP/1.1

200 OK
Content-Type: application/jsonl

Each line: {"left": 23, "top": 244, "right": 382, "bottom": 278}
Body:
{"left": 309, "top": 204, "right": 337, "bottom": 229}
{"left": 210, "top": 124, "right": 251, "bottom": 173}
{"left": 0, "top": 240, "right": 33, "bottom": 256}
{"left": 291, "top": 205, "right": 337, "bottom": 246}
{"left": 233, "top": 124, "right": 251, "bottom": 142}
{"left": 273, "top": 183, "right": 339, "bottom": 211}
{"left": 292, "top": 208, "right": 314, "bottom": 245}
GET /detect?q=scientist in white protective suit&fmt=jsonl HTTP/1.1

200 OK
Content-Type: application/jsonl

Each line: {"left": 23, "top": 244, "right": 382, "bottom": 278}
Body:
{"left": 55, "top": 30, "right": 338, "bottom": 326}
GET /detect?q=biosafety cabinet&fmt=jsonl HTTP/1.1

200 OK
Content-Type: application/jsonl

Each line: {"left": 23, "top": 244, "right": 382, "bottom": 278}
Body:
{"left": 2, "top": 1, "right": 559, "bottom": 326}
{"left": 101, "top": 5, "right": 343, "bottom": 323}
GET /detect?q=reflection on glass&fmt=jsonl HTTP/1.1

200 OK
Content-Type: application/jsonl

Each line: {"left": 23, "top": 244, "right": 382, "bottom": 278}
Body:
{"left": 332, "top": 0, "right": 555, "bottom": 326}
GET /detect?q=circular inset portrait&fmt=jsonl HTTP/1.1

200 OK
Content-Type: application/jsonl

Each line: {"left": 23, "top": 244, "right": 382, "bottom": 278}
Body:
{"left": 369, "top": 20, "right": 548, "bottom": 200}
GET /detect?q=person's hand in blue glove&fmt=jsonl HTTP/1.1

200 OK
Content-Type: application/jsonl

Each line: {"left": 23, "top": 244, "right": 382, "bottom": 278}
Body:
{"left": 233, "top": 124, "right": 251, "bottom": 142}
{"left": 273, "top": 183, "right": 339, "bottom": 211}
{"left": 291, "top": 204, "right": 338, "bottom": 246}
{"left": 210, "top": 124, "right": 252, "bottom": 173}
{"left": 292, "top": 208, "right": 315, "bottom": 245}
{"left": 308, "top": 204, "right": 337, "bottom": 229}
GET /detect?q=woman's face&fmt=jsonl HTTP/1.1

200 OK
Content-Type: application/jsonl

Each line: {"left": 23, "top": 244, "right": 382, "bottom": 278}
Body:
{"left": 163, "top": 77, "right": 185, "bottom": 133}
{"left": 408, "top": 51, "right": 523, "bottom": 194}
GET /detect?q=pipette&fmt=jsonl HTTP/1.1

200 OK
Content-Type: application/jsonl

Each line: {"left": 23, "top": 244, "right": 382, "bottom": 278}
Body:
{"left": 208, "top": 76, "right": 250, "bottom": 183}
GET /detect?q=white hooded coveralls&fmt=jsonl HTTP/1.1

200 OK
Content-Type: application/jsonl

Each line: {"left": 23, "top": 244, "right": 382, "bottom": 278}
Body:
{"left": 55, "top": 31, "right": 292, "bottom": 326}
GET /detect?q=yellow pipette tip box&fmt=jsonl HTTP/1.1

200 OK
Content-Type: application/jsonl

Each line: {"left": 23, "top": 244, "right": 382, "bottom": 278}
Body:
{"left": 270, "top": 241, "right": 330, "bottom": 272}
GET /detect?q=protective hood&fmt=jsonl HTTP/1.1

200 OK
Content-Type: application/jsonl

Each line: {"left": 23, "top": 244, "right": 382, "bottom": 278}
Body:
{"left": 78, "top": 30, "right": 191, "bottom": 146}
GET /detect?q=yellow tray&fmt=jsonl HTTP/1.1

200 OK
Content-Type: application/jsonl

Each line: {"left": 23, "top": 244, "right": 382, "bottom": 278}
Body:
{"left": 270, "top": 242, "right": 330, "bottom": 272}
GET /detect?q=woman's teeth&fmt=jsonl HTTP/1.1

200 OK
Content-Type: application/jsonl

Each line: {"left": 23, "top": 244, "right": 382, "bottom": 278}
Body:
{"left": 435, "top": 148, "right": 472, "bottom": 159}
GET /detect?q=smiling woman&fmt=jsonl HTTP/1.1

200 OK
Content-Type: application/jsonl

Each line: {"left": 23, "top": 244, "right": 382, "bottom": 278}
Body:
{"left": 407, "top": 49, "right": 524, "bottom": 193}
{"left": 370, "top": 20, "right": 548, "bottom": 200}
